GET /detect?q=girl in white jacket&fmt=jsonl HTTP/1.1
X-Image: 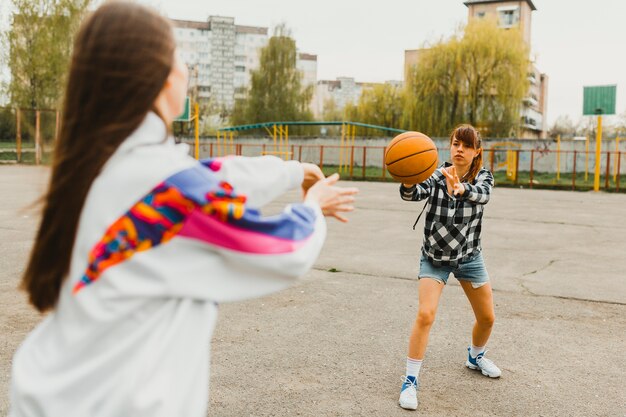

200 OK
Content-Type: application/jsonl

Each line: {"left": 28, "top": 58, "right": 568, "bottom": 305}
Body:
{"left": 10, "top": 3, "right": 357, "bottom": 416}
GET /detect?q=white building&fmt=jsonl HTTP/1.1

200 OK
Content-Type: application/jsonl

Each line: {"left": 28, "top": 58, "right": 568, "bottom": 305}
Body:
{"left": 312, "top": 77, "right": 382, "bottom": 118}
{"left": 173, "top": 17, "right": 266, "bottom": 110}
{"left": 172, "top": 17, "right": 317, "bottom": 112}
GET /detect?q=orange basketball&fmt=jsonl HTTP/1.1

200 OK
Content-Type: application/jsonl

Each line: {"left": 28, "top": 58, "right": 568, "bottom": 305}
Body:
{"left": 385, "top": 131, "right": 438, "bottom": 184}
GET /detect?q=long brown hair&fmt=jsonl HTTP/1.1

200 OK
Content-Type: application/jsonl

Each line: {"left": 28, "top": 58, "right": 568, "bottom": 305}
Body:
{"left": 22, "top": 2, "right": 176, "bottom": 312}
{"left": 450, "top": 124, "right": 483, "bottom": 183}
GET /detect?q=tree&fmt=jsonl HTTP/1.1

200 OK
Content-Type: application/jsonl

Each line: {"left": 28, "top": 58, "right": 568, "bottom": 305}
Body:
{"left": 318, "top": 98, "right": 343, "bottom": 136}
{"left": 231, "top": 24, "right": 313, "bottom": 131}
{"left": 320, "top": 98, "right": 342, "bottom": 122}
{"left": 403, "top": 18, "right": 529, "bottom": 137}
{"left": 548, "top": 115, "right": 577, "bottom": 138}
{"left": 3, "top": 0, "right": 89, "bottom": 109}
{"left": 345, "top": 83, "right": 404, "bottom": 136}
{"left": 575, "top": 117, "right": 596, "bottom": 139}
{"left": 0, "top": 107, "right": 16, "bottom": 141}
{"left": 403, "top": 39, "right": 464, "bottom": 136}
{"left": 614, "top": 110, "right": 626, "bottom": 137}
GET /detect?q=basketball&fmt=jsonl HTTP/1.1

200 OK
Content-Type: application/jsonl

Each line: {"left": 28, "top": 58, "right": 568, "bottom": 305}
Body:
{"left": 384, "top": 131, "right": 438, "bottom": 184}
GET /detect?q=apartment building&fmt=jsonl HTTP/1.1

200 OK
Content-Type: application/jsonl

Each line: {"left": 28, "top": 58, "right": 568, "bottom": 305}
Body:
{"left": 172, "top": 17, "right": 266, "bottom": 110}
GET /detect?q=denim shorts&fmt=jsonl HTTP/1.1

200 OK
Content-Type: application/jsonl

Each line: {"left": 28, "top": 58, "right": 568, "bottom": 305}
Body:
{"left": 418, "top": 251, "right": 490, "bottom": 288}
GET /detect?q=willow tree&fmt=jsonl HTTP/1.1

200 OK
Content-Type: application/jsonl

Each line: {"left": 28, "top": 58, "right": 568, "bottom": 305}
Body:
{"left": 404, "top": 18, "right": 529, "bottom": 137}
{"left": 402, "top": 38, "right": 464, "bottom": 136}
{"left": 231, "top": 24, "right": 313, "bottom": 129}
{"left": 344, "top": 83, "right": 404, "bottom": 135}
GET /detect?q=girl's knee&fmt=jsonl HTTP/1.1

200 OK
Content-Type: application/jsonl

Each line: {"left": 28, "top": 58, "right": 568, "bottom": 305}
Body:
{"left": 478, "top": 314, "right": 495, "bottom": 328}
{"left": 416, "top": 308, "right": 437, "bottom": 327}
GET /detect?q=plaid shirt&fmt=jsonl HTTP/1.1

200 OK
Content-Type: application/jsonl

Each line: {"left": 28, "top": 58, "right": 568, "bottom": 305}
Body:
{"left": 400, "top": 163, "right": 494, "bottom": 267}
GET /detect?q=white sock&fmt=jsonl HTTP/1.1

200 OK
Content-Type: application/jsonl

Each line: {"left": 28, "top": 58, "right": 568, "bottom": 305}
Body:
{"left": 406, "top": 357, "right": 423, "bottom": 378}
{"left": 470, "top": 344, "right": 485, "bottom": 358}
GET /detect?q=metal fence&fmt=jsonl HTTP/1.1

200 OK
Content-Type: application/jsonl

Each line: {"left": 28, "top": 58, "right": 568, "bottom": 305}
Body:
{"left": 186, "top": 141, "right": 625, "bottom": 192}
{"left": 1, "top": 121, "right": 624, "bottom": 192}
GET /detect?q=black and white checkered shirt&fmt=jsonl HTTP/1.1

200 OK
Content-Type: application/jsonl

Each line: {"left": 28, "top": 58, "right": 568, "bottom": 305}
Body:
{"left": 400, "top": 163, "right": 494, "bottom": 267}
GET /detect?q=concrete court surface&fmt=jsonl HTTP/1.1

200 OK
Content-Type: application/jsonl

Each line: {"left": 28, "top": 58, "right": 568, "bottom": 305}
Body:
{"left": 0, "top": 165, "right": 624, "bottom": 417}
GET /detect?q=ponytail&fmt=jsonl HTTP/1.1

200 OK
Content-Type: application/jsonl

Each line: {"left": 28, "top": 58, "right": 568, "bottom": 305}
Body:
{"left": 463, "top": 150, "right": 483, "bottom": 183}
{"left": 21, "top": 2, "right": 175, "bottom": 312}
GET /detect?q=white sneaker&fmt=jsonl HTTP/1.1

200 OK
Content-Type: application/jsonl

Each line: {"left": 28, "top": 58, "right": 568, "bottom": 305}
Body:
{"left": 398, "top": 375, "right": 418, "bottom": 410}
{"left": 465, "top": 348, "right": 502, "bottom": 378}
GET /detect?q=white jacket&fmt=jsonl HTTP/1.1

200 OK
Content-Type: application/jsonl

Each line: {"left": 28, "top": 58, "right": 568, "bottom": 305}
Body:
{"left": 10, "top": 113, "right": 326, "bottom": 417}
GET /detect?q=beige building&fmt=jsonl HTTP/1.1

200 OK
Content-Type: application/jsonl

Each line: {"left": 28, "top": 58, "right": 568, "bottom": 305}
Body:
{"left": 466, "top": 0, "right": 535, "bottom": 44}
{"left": 297, "top": 53, "right": 318, "bottom": 89}
{"left": 404, "top": 0, "right": 548, "bottom": 138}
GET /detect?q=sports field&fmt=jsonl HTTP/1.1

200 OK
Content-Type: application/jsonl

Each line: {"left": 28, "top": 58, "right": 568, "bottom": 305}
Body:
{"left": 1, "top": 165, "right": 624, "bottom": 416}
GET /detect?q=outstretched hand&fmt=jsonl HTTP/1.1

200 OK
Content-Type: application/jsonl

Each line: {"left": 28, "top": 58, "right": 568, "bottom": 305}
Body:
{"left": 301, "top": 163, "right": 325, "bottom": 196}
{"left": 304, "top": 173, "right": 359, "bottom": 223}
{"left": 441, "top": 166, "right": 465, "bottom": 196}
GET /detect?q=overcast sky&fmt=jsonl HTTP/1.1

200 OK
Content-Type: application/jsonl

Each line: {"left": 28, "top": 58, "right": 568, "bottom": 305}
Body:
{"left": 144, "top": 0, "right": 626, "bottom": 127}
{"left": 3, "top": 0, "right": 625, "bottom": 127}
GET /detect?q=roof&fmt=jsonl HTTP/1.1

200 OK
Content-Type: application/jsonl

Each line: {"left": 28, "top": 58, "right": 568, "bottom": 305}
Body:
{"left": 236, "top": 25, "right": 267, "bottom": 35}
{"left": 463, "top": 0, "right": 536, "bottom": 11}
{"left": 170, "top": 19, "right": 268, "bottom": 34}
{"left": 171, "top": 19, "right": 209, "bottom": 30}
{"left": 298, "top": 53, "right": 317, "bottom": 61}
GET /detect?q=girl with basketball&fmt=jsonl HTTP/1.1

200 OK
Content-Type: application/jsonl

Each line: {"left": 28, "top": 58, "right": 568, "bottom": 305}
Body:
{"left": 9, "top": 3, "right": 357, "bottom": 416}
{"left": 397, "top": 124, "right": 498, "bottom": 411}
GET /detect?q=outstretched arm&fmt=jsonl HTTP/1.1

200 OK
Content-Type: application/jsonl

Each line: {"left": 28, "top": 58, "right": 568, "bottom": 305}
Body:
{"left": 460, "top": 169, "right": 493, "bottom": 204}
{"left": 399, "top": 176, "right": 435, "bottom": 202}
{"left": 164, "top": 173, "right": 357, "bottom": 302}
{"left": 74, "top": 166, "right": 357, "bottom": 303}
{"left": 201, "top": 156, "right": 309, "bottom": 208}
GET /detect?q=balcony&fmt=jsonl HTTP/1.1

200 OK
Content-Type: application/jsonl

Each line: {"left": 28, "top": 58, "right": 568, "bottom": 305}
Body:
{"left": 523, "top": 95, "right": 539, "bottom": 107}
{"left": 520, "top": 116, "right": 541, "bottom": 131}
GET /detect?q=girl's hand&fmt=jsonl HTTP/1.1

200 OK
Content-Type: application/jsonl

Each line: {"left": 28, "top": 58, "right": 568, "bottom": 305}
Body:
{"left": 441, "top": 166, "right": 465, "bottom": 196}
{"left": 301, "top": 163, "right": 325, "bottom": 196}
{"left": 305, "top": 173, "right": 359, "bottom": 223}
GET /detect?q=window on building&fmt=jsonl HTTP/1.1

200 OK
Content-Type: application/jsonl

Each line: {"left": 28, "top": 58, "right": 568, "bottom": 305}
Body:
{"left": 235, "top": 65, "right": 246, "bottom": 72}
{"left": 498, "top": 7, "right": 520, "bottom": 27}
{"left": 476, "top": 11, "right": 485, "bottom": 18}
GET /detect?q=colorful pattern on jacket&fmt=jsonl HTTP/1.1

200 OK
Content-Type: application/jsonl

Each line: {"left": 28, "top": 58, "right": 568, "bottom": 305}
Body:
{"left": 73, "top": 158, "right": 316, "bottom": 294}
